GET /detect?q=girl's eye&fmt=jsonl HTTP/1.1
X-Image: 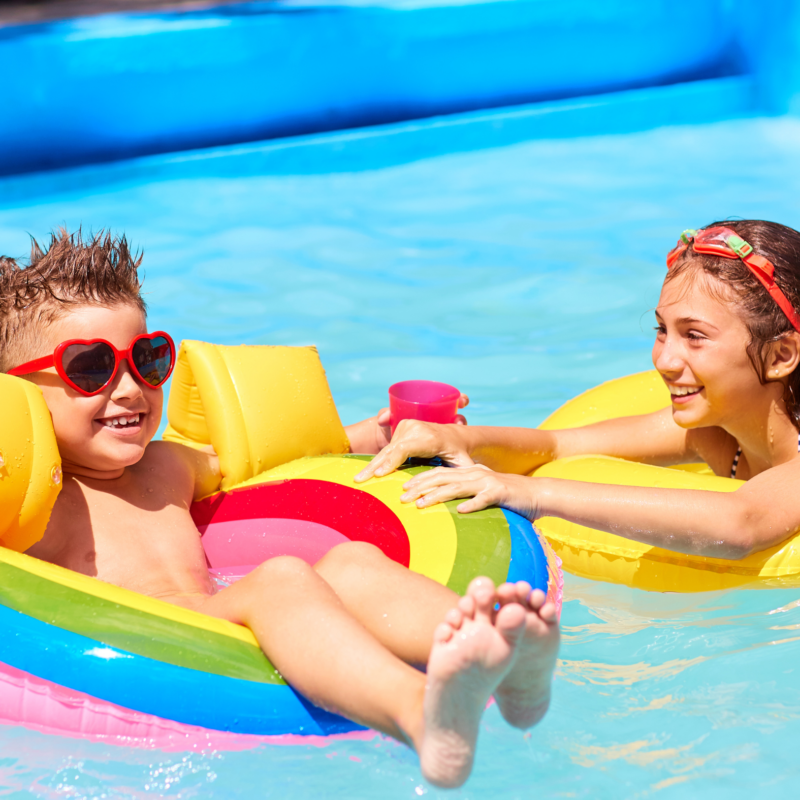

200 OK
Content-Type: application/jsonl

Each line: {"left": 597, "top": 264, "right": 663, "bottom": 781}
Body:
{"left": 687, "top": 331, "right": 707, "bottom": 341}
{"left": 653, "top": 324, "right": 666, "bottom": 335}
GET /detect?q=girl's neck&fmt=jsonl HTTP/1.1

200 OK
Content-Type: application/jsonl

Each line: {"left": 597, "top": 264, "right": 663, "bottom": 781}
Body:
{"left": 726, "top": 390, "right": 799, "bottom": 476}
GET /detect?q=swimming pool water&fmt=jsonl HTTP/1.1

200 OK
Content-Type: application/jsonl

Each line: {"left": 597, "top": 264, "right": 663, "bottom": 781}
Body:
{"left": 2, "top": 114, "right": 800, "bottom": 797}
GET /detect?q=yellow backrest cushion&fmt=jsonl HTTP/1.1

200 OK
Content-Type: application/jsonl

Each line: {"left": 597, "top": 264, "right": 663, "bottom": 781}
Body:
{"left": 163, "top": 341, "right": 350, "bottom": 489}
{"left": 0, "top": 375, "right": 62, "bottom": 552}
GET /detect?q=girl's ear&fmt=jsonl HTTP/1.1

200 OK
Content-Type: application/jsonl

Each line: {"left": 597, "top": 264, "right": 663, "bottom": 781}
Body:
{"left": 765, "top": 332, "right": 800, "bottom": 380}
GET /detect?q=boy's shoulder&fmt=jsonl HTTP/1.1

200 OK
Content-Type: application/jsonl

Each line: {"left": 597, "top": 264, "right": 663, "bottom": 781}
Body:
{"left": 142, "top": 438, "right": 200, "bottom": 469}
{"left": 145, "top": 439, "right": 222, "bottom": 500}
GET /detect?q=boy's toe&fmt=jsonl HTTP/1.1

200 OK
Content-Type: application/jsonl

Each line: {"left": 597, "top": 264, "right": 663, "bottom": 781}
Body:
{"left": 434, "top": 621, "right": 456, "bottom": 644}
{"left": 528, "top": 588, "right": 547, "bottom": 611}
{"left": 458, "top": 594, "right": 476, "bottom": 619}
{"left": 445, "top": 608, "right": 464, "bottom": 629}
{"left": 514, "top": 582, "right": 533, "bottom": 605}
{"left": 495, "top": 603, "right": 527, "bottom": 642}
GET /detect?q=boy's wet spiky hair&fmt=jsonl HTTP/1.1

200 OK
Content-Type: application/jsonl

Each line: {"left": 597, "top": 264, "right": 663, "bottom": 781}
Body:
{"left": 0, "top": 228, "right": 146, "bottom": 373}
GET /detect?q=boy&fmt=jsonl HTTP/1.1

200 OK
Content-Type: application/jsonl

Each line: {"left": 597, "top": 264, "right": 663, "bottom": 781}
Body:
{"left": 0, "top": 230, "right": 559, "bottom": 788}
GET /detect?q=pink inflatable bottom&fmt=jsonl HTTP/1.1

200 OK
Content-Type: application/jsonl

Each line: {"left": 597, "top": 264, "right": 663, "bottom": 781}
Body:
{"left": 0, "top": 557, "right": 377, "bottom": 750}
{"left": 0, "top": 662, "right": 376, "bottom": 751}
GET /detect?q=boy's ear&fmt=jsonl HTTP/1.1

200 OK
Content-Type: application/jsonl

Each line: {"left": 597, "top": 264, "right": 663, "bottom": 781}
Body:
{"left": 765, "top": 332, "right": 800, "bottom": 380}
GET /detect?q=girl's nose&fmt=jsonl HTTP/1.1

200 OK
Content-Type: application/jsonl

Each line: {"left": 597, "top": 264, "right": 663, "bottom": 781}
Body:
{"left": 653, "top": 336, "right": 685, "bottom": 376}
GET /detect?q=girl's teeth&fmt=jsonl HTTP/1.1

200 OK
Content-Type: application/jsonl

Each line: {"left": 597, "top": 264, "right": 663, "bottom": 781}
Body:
{"left": 671, "top": 387, "right": 700, "bottom": 396}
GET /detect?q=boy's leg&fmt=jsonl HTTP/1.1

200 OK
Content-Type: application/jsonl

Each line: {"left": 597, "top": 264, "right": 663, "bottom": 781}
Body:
{"left": 198, "top": 555, "right": 529, "bottom": 787}
{"left": 314, "top": 541, "right": 459, "bottom": 664}
{"left": 315, "top": 542, "right": 559, "bottom": 728}
{"left": 200, "top": 555, "right": 423, "bottom": 743}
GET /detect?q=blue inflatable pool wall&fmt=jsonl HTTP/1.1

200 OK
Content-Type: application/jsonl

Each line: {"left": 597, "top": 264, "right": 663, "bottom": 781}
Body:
{"left": 2, "top": 0, "right": 800, "bottom": 177}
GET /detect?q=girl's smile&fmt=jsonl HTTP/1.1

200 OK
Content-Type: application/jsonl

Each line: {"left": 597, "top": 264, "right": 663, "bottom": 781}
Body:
{"left": 652, "top": 267, "right": 760, "bottom": 432}
{"left": 667, "top": 385, "right": 703, "bottom": 403}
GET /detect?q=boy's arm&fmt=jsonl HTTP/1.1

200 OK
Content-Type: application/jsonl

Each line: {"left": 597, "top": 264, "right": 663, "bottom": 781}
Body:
{"left": 355, "top": 407, "right": 696, "bottom": 482}
{"left": 399, "top": 457, "right": 800, "bottom": 559}
{"left": 344, "top": 416, "right": 392, "bottom": 455}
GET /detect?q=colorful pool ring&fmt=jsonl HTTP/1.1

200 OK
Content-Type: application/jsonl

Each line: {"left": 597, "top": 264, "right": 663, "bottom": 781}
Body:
{"left": 0, "top": 343, "right": 561, "bottom": 746}
{"left": 535, "top": 370, "right": 800, "bottom": 592}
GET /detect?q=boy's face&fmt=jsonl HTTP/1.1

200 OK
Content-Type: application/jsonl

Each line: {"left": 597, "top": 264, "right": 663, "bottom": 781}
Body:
{"left": 24, "top": 303, "right": 163, "bottom": 478}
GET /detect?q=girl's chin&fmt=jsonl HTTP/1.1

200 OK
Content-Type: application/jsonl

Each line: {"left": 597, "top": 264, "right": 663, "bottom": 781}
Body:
{"left": 670, "top": 407, "right": 711, "bottom": 429}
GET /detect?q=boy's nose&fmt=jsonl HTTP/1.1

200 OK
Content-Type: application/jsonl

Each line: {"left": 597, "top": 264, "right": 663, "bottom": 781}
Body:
{"left": 110, "top": 360, "right": 145, "bottom": 400}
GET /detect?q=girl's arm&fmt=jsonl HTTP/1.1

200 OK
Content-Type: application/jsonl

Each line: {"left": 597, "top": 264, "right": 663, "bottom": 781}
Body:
{"left": 399, "top": 460, "right": 800, "bottom": 559}
{"left": 355, "top": 406, "right": 698, "bottom": 482}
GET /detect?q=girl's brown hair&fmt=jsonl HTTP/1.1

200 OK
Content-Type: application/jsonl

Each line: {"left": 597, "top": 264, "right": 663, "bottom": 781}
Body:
{"left": 665, "top": 219, "right": 800, "bottom": 428}
{"left": 0, "top": 228, "right": 145, "bottom": 373}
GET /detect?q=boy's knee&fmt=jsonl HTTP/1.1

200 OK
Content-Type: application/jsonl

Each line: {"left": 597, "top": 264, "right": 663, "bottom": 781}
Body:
{"left": 255, "top": 555, "right": 316, "bottom": 585}
{"left": 316, "top": 540, "right": 387, "bottom": 574}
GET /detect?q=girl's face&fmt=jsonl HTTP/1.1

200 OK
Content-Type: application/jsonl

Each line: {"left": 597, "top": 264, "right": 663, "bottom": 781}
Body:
{"left": 652, "top": 267, "right": 770, "bottom": 430}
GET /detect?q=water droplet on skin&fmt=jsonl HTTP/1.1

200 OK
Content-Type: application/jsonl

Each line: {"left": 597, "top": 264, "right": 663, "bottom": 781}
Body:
{"left": 147, "top": 488, "right": 153, "bottom": 493}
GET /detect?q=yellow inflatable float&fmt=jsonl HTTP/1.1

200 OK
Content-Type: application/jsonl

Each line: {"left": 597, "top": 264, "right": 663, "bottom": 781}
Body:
{"left": 535, "top": 370, "right": 800, "bottom": 592}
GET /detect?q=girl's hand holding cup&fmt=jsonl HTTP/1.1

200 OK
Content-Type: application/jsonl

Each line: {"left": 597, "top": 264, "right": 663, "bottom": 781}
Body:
{"left": 354, "top": 381, "right": 471, "bottom": 482}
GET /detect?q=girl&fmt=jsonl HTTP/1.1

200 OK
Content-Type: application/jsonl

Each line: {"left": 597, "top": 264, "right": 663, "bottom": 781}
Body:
{"left": 355, "top": 219, "right": 800, "bottom": 560}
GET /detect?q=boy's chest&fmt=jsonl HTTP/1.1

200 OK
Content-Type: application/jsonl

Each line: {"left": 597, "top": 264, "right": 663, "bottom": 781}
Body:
{"left": 31, "top": 470, "right": 210, "bottom": 595}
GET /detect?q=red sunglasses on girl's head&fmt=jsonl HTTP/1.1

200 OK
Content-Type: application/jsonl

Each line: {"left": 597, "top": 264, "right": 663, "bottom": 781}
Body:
{"left": 8, "top": 332, "right": 176, "bottom": 397}
{"left": 666, "top": 226, "right": 800, "bottom": 333}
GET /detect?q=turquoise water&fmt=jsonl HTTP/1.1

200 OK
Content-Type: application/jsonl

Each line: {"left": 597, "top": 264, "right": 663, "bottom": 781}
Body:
{"left": 2, "top": 115, "right": 800, "bottom": 797}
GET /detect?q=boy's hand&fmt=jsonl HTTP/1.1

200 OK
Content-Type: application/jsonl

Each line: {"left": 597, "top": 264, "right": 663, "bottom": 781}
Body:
{"left": 398, "top": 464, "right": 542, "bottom": 520}
{"left": 372, "top": 393, "right": 469, "bottom": 450}
{"left": 345, "top": 395, "right": 467, "bottom": 457}
{"left": 354, "top": 395, "right": 470, "bottom": 483}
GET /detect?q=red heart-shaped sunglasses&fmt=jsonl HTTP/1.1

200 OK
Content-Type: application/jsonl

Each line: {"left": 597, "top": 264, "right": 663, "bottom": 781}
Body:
{"left": 7, "top": 332, "right": 176, "bottom": 397}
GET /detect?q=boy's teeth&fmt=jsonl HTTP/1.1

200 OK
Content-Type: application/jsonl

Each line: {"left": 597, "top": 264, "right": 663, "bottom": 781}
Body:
{"left": 103, "top": 414, "right": 140, "bottom": 428}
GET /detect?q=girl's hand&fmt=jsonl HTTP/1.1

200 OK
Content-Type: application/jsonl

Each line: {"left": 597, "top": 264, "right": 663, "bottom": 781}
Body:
{"left": 353, "top": 395, "right": 470, "bottom": 482}
{"left": 399, "top": 463, "right": 542, "bottom": 519}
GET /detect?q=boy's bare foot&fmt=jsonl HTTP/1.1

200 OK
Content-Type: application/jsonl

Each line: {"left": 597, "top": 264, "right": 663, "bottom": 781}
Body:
{"left": 418, "top": 578, "right": 526, "bottom": 788}
{"left": 493, "top": 580, "right": 560, "bottom": 729}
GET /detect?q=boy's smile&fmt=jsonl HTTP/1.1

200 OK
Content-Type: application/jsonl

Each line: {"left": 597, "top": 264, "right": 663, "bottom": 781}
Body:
{"left": 21, "top": 303, "right": 163, "bottom": 479}
{"left": 96, "top": 412, "right": 143, "bottom": 433}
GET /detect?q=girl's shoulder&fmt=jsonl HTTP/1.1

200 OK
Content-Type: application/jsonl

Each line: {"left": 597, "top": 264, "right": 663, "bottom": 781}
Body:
{"left": 685, "top": 426, "right": 739, "bottom": 478}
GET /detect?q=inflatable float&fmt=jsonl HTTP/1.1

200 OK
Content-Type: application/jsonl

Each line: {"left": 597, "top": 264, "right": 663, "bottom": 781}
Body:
{"left": 0, "top": 341, "right": 561, "bottom": 747}
{"left": 535, "top": 370, "right": 800, "bottom": 593}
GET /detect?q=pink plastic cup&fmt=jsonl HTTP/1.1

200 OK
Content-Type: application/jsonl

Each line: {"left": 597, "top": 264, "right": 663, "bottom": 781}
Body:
{"left": 388, "top": 380, "right": 461, "bottom": 435}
